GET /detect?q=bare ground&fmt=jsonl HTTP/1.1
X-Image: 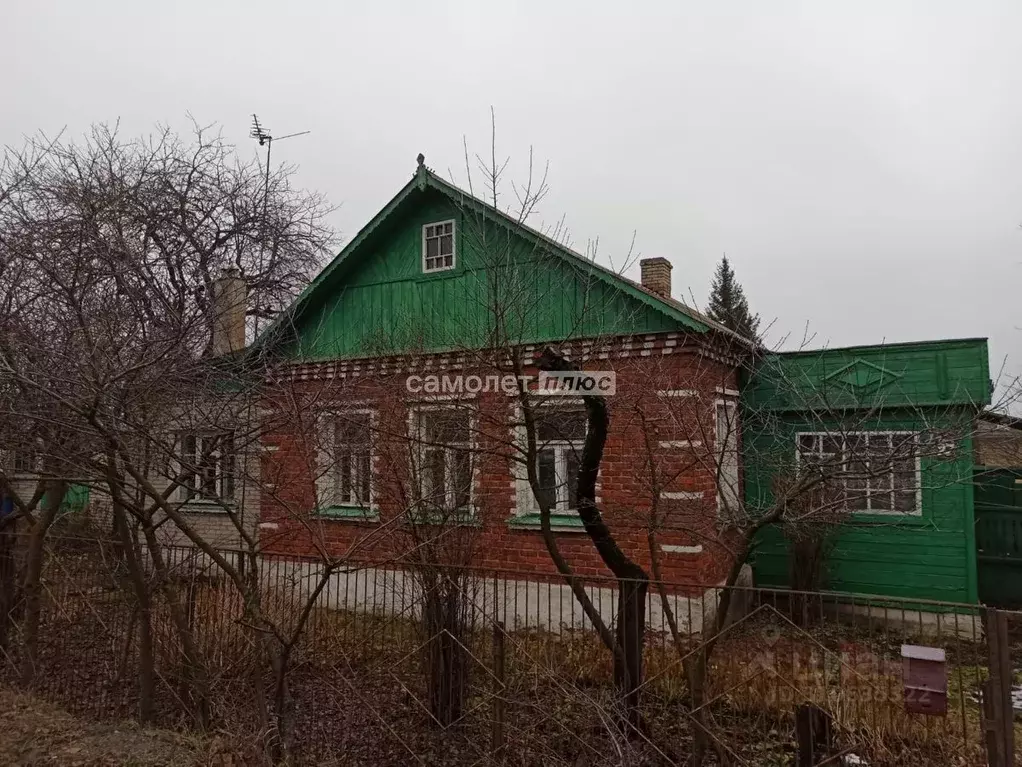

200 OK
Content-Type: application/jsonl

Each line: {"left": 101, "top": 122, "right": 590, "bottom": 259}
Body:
{"left": 0, "top": 687, "right": 211, "bottom": 767}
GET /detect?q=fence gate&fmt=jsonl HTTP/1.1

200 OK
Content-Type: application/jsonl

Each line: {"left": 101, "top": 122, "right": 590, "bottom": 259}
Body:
{"left": 975, "top": 467, "right": 1022, "bottom": 608}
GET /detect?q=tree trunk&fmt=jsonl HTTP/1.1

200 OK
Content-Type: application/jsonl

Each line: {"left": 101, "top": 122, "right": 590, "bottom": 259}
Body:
{"left": 19, "top": 481, "right": 64, "bottom": 685}
{"left": 684, "top": 553, "right": 751, "bottom": 766}
{"left": 0, "top": 522, "right": 19, "bottom": 653}
{"left": 534, "top": 348, "right": 651, "bottom": 732}
{"left": 140, "top": 525, "right": 211, "bottom": 729}
{"left": 422, "top": 572, "right": 467, "bottom": 728}
{"left": 254, "top": 632, "right": 290, "bottom": 763}
{"left": 271, "top": 649, "right": 291, "bottom": 760}
{"left": 110, "top": 498, "right": 155, "bottom": 723}
{"left": 616, "top": 576, "right": 648, "bottom": 730}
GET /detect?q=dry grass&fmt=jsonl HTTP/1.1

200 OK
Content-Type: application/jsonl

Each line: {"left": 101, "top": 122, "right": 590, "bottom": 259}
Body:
{"left": 0, "top": 686, "right": 215, "bottom": 766}
{"left": 209, "top": 587, "right": 1007, "bottom": 763}
{"left": 13, "top": 557, "right": 1014, "bottom": 765}
{"left": 700, "top": 612, "right": 1012, "bottom": 766}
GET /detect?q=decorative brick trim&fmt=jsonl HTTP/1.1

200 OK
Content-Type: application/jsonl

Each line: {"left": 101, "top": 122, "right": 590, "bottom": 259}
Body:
{"left": 272, "top": 330, "right": 742, "bottom": 383}
{"left": 662, "top": 544, "right": 703, "bottom": 554}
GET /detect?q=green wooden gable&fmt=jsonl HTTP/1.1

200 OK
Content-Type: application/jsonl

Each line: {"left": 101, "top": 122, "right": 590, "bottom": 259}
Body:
{"left": 258, "top": 162, "right": 741, "bottom": 361}
{"left": 744, "top": 338, "right": 992, "bottom": 413}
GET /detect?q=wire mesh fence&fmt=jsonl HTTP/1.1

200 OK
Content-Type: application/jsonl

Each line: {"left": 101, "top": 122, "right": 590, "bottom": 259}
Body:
{"left": 0, "top": 531, "right": 1015, "bottom": 765}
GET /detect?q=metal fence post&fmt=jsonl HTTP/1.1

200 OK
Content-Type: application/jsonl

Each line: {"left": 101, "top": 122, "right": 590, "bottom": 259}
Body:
{"left": 492, "top": 621, "right": 506, "bottom": 758}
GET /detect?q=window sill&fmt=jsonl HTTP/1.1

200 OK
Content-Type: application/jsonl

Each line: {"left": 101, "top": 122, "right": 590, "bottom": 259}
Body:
{"left": 508, "top": 513, "right": 589, "bottom": 533}
{"left": 179, "top": 501, "right": 235, "bottom": 514}
{"left": 405, "top": 508, "right": 480, "bottom": 527}
{"left": 418, "top": 267, "right": 458, "bottom": 281}
{"left": 848, "top": 510, "right": 925, "bottom": 525}
{"left": 315, "top": 505, "right": 379, "bottom": 522}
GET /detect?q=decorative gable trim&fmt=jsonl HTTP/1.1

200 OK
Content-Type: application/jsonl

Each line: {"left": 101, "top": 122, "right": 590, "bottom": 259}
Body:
{"left": 823, "top": 358, "right": 904, "bottom": 394}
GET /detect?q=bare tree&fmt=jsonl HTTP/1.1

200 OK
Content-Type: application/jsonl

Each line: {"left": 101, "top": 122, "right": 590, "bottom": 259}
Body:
{"left": 0, "top": 120, "right": 335, "bottom": 739}
{"left": 625, "top": 345, "right": 989, "bottom": 765}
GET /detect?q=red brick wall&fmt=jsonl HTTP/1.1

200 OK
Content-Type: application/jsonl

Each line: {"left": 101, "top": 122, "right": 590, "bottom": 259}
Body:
{"left": 258, "top": 337, "right": 741, "bottom": 589}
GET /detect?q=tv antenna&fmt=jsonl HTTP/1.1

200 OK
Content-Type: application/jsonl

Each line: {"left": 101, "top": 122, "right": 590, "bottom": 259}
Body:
{"left": 249, "top": 112, "right": 310, "bottom": 228}
{"left": 250, "top": 113, "right": 309, "bottom": 187}
{"left": 249, "top": 113, "right": 310, "bottom": 332}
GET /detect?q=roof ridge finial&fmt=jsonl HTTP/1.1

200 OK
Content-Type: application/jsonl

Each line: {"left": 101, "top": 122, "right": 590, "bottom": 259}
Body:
{"left": 415, "top": 152, "right": 428, "bottom": 190}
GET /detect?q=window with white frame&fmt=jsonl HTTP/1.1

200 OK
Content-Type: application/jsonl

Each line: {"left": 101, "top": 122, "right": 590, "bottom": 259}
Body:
{"left": 317, "top": 412, "right": 373, "bottom": 509}
{"left": 179, "top": 432, "right": 235, "bottom": 502}
{"left": 12, "top": 448, "right": 40, "bottom": 476}
{"left": 414, "top": 407, "right": 473, "bottom": 511}
{"left": 422, "top": 220, "right": 455, "bottom": 273}
{"left": 715, "top": 400, "right": 740, "bottom": 517}
{"left": 529, "top": 407, "right": 587, "bottom": 514}
{"left": 796, "top": 431, "right": 919, "bottom": 514}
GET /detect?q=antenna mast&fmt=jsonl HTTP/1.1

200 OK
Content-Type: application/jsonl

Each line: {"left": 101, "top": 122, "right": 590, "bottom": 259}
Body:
{"left": 248, "top": 113, "right": 310, "bottom": 332}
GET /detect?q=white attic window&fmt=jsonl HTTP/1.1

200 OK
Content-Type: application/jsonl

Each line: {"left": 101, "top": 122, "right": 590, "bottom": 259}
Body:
{"left": 422, "top": 220, "right": 455, "bottom": 273}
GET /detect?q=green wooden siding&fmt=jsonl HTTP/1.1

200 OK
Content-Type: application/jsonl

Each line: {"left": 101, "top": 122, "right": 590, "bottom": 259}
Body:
{"left": 746, "top": 409, "right": 978, "bottom": 602}
{"left": 743, "top": 339, "right": 990, "bottom": 604}
{"left": 285, "top": 191, "right": 694, "bottom": 360}
{"left": 260, "top": 166, "right": 721, "bottom": 361}
{"left": 744, "top": 339, "right": 990, "bottom": 412}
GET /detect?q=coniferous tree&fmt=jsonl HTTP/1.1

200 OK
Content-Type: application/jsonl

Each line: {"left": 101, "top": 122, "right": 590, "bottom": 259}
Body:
{"left": 706, "top": 255, "right": 760, "bottom": 341}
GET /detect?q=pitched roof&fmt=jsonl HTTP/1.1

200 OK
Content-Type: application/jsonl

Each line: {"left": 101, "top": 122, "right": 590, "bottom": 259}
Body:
{"left": 255, "top": 160, "right": 754, "bottom": 352}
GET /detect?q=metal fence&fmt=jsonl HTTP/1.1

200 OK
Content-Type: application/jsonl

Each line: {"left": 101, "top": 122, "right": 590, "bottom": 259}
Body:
{"left": 0, "top": 532, "right": 1016, "bottom": 766}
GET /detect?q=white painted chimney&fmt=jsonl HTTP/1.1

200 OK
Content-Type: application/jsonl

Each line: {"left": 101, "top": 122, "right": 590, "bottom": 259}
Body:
{"left": 211, "top": 268, "right": 247, "bottom": 356}
{"left": 640, "top": 257, "right": 672, "bottom": 298}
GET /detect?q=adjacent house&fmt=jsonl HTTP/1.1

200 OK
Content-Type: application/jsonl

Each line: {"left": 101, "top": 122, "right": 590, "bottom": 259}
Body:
{"left": 150, "top": 270, "right": 263, "bottom": 552}
{"left": 971, "top": 412, "right": 1022, "bottom": 607}
{"left": 974, "top": 411, "right": 1022, "bottom": 468}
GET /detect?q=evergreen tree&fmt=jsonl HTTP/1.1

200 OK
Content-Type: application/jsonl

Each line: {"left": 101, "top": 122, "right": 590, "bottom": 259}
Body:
{"left": 706, "top": 255, "right": 760, "bottom": 341}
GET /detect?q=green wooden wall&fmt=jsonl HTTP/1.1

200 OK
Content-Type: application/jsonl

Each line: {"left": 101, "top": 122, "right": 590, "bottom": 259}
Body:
{"left": 744, "top": 339, "right": 991, "bottom": 413}
{"left": 745, "top": 408, "right": 978, "bottom": 602}
{"left": 279, "top": 189, "right": 700, "bottom": 361}
{"left": 743, "top": 339, "right": 991, "bottom": 604}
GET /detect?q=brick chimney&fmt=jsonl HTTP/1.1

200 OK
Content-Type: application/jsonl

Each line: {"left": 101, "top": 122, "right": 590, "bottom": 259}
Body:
{"left": 211, "top": 268, "right": 247, "bottom": 356}
{"left": 640, "top": 257, "right": 672, "bottom": 298}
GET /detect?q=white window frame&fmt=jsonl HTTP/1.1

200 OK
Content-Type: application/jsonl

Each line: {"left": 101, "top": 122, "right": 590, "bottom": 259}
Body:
{"left": 11, "top": 446, "right": 42, "bottom": 477}
{"left": 177, "top": 431, "right": 236, "bottom": 505}
{"left": 512, "top": 399, "right": 590, "bottom": 519}
{"left": 421, "top": 219, "right": 456, "bottom": 274}
{"left": 409, "top": 404, "right": 476, "bottom": 514}
{"left": 316, "top": 409, "right": 376, "bottom": 513}
{"left": 795, "top": 430, "right": 922, "bottom": 516}
{"left": 714, "top": 399, "right": 741, "bottom": 519}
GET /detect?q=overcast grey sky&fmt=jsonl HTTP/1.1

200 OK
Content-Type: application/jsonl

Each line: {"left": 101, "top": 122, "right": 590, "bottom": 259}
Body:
{"left": 3, "top": 1, "right": 1020, "bottom": 391}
